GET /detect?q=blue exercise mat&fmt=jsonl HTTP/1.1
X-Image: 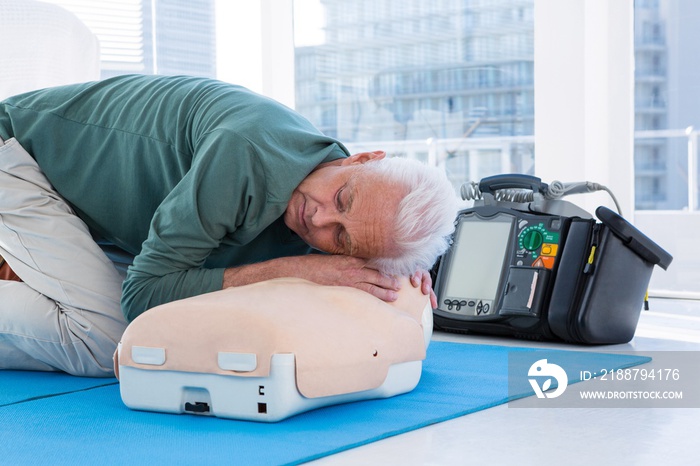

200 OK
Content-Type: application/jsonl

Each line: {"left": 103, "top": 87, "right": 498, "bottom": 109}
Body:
{"left": 0, "top": 342, "right": 649, "bottom": 466}
{"left": 0, "top": 370, "right": 116, "bottom": 407}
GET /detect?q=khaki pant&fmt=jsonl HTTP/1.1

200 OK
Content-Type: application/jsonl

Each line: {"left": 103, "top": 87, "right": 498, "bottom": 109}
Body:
{"left": 0, "top": 137, "right": 127, "bottom": 377}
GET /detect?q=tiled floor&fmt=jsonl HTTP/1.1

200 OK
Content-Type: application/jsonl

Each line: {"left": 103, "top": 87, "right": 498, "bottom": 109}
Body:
{"left": 311, "top": 298, "right": 700, "bottom": 466}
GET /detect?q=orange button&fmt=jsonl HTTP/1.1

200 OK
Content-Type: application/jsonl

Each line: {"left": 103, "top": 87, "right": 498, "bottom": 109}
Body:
{"left": 540, "top": 256, "right": 556, "bottom": 269}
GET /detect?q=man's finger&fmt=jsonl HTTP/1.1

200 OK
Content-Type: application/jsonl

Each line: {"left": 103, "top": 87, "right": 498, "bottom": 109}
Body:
{"left": 361, "top": 268, "right": 400, "bottom": 291}
{"left": 421, "top": 274, "right": 432, "bottom": 296}
{"left": 430, "top": 289, "right": 438, "bottom": 309}
{"left": 358, "top": 283, "right": 398, "bottom": 302}
{"left": 410, "top": 271, "right": 421, "bottom": 287}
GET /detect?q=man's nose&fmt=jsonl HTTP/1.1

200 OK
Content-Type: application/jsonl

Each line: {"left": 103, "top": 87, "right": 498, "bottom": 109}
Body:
{"left": 310, "top": 205, "right": 337, "bottom": 227}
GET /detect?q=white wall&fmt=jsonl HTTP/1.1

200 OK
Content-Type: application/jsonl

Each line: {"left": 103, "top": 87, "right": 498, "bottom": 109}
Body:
{"left": 534, "top": 0, "right": 635, "bottom": 219}
{"left": 216, "top": 0, "right": 295, "bottom": 108}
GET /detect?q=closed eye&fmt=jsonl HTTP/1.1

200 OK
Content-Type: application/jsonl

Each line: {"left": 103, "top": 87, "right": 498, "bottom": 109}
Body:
{"left": 334, "top": 183, "right": 353, "bottom": 254}
{"left": 335, "top": 185, "right": 346, "bottom": 212}
{"left": 336, "top": 183, "right": 355, "bottom": 214}
{"left": 335, "top": 225, "right": 345, "bottom": 251}
{"left": 335, "top": 226, "right": 352, "bottom": 255}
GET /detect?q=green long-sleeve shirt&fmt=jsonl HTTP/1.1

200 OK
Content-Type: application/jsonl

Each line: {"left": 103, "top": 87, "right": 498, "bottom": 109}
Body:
{"left": 0, "top": 75, "right": 348, "bottom": 321}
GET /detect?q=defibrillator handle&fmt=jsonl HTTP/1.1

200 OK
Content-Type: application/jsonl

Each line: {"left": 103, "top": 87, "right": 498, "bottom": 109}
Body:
{"left": 479, "top": 174, "right": 548, "bottom": 196}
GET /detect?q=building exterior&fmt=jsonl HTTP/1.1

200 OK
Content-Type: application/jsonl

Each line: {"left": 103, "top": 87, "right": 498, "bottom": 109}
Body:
{"left": 43, "top": 0, "right": 698, "bottom": 210}
{"left": 295, "top": 0, "right": 535, "bottom": 141}
{"left": 295, "top": 0, "right": 698, "bottom": 210}
{"left": 634, "top": 0, "right": 700, "bottom": 210}
{"left": 46, "top": 0, "right": 216, "bottom": 78}
{"left": 139, "top": 0, "right": 216, "bottom": 78}
{"left": 295, "top": 0, "right": 535, "bottom": 187}
{"left": 634, "top": 0, "right": 671, "bottom": 209}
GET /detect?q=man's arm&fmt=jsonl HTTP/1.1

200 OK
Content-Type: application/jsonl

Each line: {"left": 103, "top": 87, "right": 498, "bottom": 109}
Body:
{"left": 223, "top": 254, "right": 438, "bottom": 307}
{"left": 223, "top": 254, "right": 402, "bottom": 302}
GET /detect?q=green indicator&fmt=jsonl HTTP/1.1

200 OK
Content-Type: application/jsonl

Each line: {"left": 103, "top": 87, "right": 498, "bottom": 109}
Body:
{"left": 543, "top": 232, "right": 560, "bottom": 243}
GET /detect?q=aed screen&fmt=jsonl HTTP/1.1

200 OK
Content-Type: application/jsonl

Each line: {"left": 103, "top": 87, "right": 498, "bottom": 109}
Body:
{"left": 443, "top": 214, "right": 513, "bottom": 302}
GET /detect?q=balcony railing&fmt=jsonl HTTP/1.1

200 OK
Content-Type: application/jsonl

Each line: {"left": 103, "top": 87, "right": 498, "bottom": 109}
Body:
{"left": 634, "top": 128, "right": 699, "bottom": 212}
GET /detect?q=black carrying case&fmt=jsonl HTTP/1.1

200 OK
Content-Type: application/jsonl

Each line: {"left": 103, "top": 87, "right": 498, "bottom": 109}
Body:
{"left": 546, "top": 206, "right": 672, "bottom": 343}
{"left": 433, "top": 205, "right": 673, "bottom": 345}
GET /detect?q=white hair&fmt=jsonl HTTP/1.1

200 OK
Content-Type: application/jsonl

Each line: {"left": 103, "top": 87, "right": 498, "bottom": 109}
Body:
{"left": 361, "top": 157, "right": 460, "bottom": 276}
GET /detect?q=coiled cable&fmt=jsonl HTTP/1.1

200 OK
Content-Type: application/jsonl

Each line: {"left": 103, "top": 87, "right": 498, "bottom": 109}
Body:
{"left": 460, "top": 181, "right": 537, "bottom": 203}
{"left": 460, "top": 179, "right": 623, "bottom": 214}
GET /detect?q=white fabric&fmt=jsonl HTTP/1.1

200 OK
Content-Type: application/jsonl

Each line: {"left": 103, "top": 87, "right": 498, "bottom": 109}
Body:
{"left": 0, "top": 0, "right": 100, "bottom": 100}
{"left": 0, "top": 138, "right": 127, "bottom": 376}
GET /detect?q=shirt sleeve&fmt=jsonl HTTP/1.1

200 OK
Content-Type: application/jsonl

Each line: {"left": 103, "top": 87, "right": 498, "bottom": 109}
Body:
{"left": 120, "top": 131, "right": 272, "bottom": 321}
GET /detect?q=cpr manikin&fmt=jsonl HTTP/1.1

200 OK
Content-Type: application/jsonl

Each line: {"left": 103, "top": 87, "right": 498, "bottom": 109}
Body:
{"left": 114, "top": 277, "right": 432, "bottom": 421}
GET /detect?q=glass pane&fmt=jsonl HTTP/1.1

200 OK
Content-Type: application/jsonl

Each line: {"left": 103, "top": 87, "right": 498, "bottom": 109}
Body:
{"left": 634, "top": 0, "right": 700, "bottom": 297}
{"left": 293, "top": 0, "right": 535, "bottom": 189}
{"left": 634, "top": 0, "right": 700, "bottom": 211}
{"left": 44, "top": 0, "right": 217, "bottom": 78}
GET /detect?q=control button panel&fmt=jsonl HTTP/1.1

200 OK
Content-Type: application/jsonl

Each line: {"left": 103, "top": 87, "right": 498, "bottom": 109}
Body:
{"left": 516, "top": 220, "right": 561, "bottom": 270}
{"left": 442, "top": 298, "right": 494, "bottom": 316}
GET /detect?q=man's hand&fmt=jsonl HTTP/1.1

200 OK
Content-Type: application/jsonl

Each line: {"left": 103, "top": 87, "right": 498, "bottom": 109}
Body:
{"left": 283, "top": 254, "right": 402, "bottom": 302}
{"left": 223, "top": 254, "right": 401, "bottom": 302}
{"left": 410, "top": 269, "right": 438, "bottom": 309}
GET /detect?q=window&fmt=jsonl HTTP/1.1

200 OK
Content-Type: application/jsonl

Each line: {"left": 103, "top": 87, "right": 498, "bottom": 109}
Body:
{"left": 15, "top": 0, "right": 696, "bottom": 297}
{"left": 293, "top": 0, "right": 535, "bottom": 188}
{"left": 633, "top": 0, "right": 700, "bottom": 297}
{"left": 633, "top": 0, "right": 699, "bottom": 211}
{"left": 44, "top": 0, "right": 216, "bottom": 78}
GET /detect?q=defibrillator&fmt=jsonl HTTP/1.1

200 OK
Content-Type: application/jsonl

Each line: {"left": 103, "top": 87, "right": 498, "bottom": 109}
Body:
{"left": 432, "top": 174, "right": 672, "bottom": 344}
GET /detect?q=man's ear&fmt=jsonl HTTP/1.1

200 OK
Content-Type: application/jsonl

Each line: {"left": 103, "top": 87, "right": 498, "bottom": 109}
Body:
{"left": 340, "top": 150, "right": 386, "bottom": 165}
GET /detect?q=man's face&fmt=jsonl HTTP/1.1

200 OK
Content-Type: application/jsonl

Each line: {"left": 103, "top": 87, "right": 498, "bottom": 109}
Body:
{"left": 284, "top": 152, "right": 403, "bottom": 259}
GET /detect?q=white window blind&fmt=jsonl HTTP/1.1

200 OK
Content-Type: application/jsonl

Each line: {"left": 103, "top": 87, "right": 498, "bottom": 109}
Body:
{"left": 44, "top": 0, "right": 146, "bottom": 74}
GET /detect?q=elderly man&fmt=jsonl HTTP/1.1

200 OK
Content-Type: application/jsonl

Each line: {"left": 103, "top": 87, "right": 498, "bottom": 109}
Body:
{"left": 0, "top": 75, "right": 459, "bottom": 376}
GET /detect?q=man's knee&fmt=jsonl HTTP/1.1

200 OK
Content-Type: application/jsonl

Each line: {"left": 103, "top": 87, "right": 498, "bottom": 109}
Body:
{"left": 61, "top": 309, "right": 126, "bottom": 377}
{"left": 0, "top": 281, "right": 126, "bottom": 377}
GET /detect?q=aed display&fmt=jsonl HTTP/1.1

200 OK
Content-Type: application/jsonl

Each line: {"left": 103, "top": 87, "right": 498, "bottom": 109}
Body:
{"left": 440, "top": 215, "right": 512, "bottom": 316}
{"left": 434, "top": 207, "right": 568, "bottom": 321}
